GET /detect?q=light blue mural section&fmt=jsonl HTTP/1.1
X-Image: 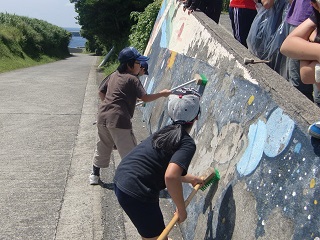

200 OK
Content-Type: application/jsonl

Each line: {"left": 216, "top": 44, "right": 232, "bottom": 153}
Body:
{"left": 146, "top": 77, "right": 155, "bottom": 94}
{"left": 160, "top": 18, "right": 167, "bottom": 48}
{"left": 237, "top": 119, "right": 267, "bottom": 176}
{"left": 294, "top": 143, "right": 302, "bottom": 153}
{"left": 264, "top": 108, "right": 295, "bottom": 157}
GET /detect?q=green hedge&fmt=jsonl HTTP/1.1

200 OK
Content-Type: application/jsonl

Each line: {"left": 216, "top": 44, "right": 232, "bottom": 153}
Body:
{"left": 0, "top": 13, "right": 71, "bottom": 60}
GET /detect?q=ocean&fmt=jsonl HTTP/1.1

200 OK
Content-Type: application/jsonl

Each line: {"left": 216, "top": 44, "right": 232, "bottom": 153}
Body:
{"left": 64, "top": 27, "right": 87, "bottom": 48}
{"left": 69, "top": 36, "right": 86, "bottom": 48}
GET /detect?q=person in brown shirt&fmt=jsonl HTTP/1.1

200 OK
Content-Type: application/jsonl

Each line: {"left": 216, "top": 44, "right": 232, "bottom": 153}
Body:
{"left": 90, "top": 47, "right": 171, "bottom": 185}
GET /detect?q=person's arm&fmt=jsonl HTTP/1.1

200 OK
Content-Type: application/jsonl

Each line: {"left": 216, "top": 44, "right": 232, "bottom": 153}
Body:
{"left": 300, "top": 60, "right": 318, "bottom": 84}
{"left": 139, "top": 89, "right": 171, "bottom": 102}
{"left": 181, "top": 174, "right": 204, "bottom": 187}
{"left": 280, "top": 18, "right": 320, "bottom": 62}
{"left": 165, "top": 163, "right": 187, "bottom": 223}
{"left": 260, "top": 0, "right": 275, "bottom": 9}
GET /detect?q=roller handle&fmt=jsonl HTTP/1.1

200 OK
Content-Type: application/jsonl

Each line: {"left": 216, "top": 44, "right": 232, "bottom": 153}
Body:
{"left": 157, "top": 183, "right": 201, "bottom": 240}
{"left": 136, "top": 78, "right": 198, "bottom": 106}
{"left": 170, "top": 78, "right": 197, "bottom": 91}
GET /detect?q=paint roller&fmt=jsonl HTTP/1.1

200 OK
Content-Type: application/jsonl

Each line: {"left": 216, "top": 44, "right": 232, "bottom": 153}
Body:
{"left": 136, "top": 73, "right": 208, "bottom": 106}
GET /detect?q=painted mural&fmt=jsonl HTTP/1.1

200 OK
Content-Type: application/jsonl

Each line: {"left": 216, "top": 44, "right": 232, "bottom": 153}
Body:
{"left": 139, "top": 0, "right": 320, "bottom": 239}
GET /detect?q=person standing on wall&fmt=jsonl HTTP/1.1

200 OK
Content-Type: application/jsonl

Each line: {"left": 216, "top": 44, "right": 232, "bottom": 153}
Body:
{"left": 89, "top": 47, "right": 171, "bottom": 185}
{"left": 229, "top": 0, "right": 257, "bottom": 48}
{"left": 280, "top": 0, "right": 320, "bottom": 138}
{"left": 285, "top": 0, "right": 318, "bottom": 104}
{"left": 183, "top": 0, "right": 223, "bottom": 24}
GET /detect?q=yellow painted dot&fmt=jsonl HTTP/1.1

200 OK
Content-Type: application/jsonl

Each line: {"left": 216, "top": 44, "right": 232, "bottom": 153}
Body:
{"left": 310, "top": 178, "right": 316, "bottom": 188}
{"left": 248, "top": 95, "right": 254, "bottom": 105}
{"left": 314, "top": 200, "right": 318, "bottom": 205}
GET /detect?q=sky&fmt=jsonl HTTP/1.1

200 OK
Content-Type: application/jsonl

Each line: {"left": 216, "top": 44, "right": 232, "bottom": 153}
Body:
{"left": 1, "top": 0, "right": 80, "bottom": 28}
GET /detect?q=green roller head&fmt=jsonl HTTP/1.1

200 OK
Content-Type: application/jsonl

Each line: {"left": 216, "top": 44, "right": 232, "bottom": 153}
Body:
{"left": 199, "top": 74, "right": 208, "bottom": 86}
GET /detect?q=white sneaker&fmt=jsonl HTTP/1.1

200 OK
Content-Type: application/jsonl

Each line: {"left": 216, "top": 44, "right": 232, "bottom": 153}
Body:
{"left": 89, "top": 174, "right": 100, "bottom": 185}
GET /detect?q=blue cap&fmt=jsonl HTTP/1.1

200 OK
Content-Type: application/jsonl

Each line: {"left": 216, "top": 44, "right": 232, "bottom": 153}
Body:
{"left": 140, "top": 61, "right": 149, "bottom": 75}
{"left": 118, "top": 47, "right": 149, "bottom": 64}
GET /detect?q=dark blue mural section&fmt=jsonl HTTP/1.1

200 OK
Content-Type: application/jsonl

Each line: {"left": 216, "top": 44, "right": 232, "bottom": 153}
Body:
{"left": 140, "top": 1, "right": 320, "bottom": 238}
{"left": 140, "top": 45, "right": 320, "bottom": 238}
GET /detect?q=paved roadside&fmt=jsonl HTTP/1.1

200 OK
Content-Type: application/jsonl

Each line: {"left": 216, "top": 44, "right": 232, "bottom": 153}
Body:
{"left": 0, "top": 53, "right": 183, "bottom": 240}
{"left": 0, "top": 54, "right": 101, "bottom": 240}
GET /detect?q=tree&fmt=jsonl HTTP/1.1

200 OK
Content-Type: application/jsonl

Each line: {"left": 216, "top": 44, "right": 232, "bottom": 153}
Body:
{"left": 129, "top": 0, "right": 161, "bottom": 53}
{"left": 70, "top": 0, "right": 153, "bottom": 55}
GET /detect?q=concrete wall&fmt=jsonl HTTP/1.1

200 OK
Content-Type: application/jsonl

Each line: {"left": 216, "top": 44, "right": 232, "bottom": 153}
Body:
{"left": 139, "top": 0, "right": 320, "bottom": 239}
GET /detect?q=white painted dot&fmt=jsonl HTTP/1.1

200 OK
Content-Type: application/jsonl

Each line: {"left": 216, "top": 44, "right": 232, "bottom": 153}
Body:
{"left": 292, "top": 192, "right": 296, "bottom": 197}
{"left": 299, "top": 177, "right": 302, "bottom": 180}
{"left": 303, "top": 158, "right": 306, "bottom": 161}
{"left": 304, "top": 206, "right": 307, "bottom": 210}
{"left": 308, "top": 215, "right": 311, "bottom": 220}
{"left": 262, "top": 220, "right": 265, "bottom": 226}
{"left": 285, "top": 195, "right": 288, "bottom": 199}
{"left": 279, "top": 174, "right": 281, "bottom": 177}
{"left": 280, "top": 187, "right": 282, "bottom": 190}
{"left": 268, "top": 169, "right": 272, "bottom": 174}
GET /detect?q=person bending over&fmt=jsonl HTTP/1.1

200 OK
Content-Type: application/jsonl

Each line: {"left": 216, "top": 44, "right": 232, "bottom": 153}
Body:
{"left": 114, "top": 88, "right": 204, "bottom": 239}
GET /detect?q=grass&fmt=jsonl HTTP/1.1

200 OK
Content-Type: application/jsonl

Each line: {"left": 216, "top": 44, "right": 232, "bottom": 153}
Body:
{"left": 100, "top": 60, "right": 119, "bottom": 76}
{"left": 0, "top": 54, "right": 58, "bottom": 73}
{"left": 0, "top": 13, "right": 71, "bottom": 73}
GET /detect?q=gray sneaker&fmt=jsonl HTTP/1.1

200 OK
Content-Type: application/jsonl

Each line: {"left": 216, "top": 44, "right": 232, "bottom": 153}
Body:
{"left": 89, "top": 174, "right": 100, "bottom": 185}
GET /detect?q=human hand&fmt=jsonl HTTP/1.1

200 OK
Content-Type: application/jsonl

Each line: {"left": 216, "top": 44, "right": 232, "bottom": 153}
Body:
{"left": 190, "top": 176, "right": 204, "bottom": 188}
{"left": 175, "top": 207, "right": 187, "bottom": 223}
{"left": 160, "top": 89, "right": 172, "bottom": 97}
{"left": 188, "top": 9, "right": 194, "bottom": 15}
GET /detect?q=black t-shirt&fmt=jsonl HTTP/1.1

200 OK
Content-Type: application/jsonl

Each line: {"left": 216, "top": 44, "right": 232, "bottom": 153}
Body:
{"left": 114, "top": 129, "right": 196, "bottom": 203}
{"left": 310, "top": 13, "right": 316, "bottom": 24}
